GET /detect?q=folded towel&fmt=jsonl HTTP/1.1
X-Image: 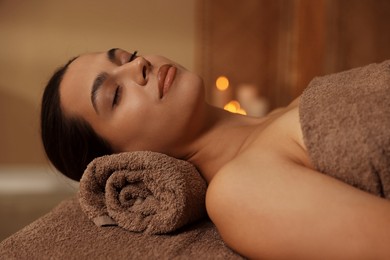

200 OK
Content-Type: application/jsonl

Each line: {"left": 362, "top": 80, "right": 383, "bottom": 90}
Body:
{"left": 79, "top": 151, "right": 207, "bottom": 234}
{"left": 299, "top": 60, "right": 390, "bottom": 199}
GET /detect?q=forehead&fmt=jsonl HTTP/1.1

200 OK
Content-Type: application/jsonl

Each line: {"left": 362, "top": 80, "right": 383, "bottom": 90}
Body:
{"left": 65, "top": 51, "right": 105, "bottom": 85}
{"left": 60, "top": 52, "right": 104, "bottom": 118}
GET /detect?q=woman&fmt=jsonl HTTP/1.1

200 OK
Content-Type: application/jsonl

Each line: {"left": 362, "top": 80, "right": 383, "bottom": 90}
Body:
{"left": 41, "top": 48, "right": 390, "bottom": 259}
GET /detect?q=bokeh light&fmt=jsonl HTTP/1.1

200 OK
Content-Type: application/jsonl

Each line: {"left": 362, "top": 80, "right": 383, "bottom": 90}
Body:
{"left": 224, "top": 100, "right": 247, "bottom": 115}
{"left": 215, "top": 76, "right": 229, "bottom": 91}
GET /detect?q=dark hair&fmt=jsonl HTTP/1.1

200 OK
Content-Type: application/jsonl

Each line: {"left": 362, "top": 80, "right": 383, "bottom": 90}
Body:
{"left": 40, "top": 58, "right": 112, "bottom": 181}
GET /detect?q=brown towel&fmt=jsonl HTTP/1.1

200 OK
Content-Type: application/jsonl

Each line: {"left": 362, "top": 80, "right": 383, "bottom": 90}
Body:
{"left": 299, "top": 60, "right": 390, "bottom": 199}
{"left": 79, "top": 151, "right": 207, "bottom": 234}
{"left": 0, "top": 197, "right": 243, "bottom": 259}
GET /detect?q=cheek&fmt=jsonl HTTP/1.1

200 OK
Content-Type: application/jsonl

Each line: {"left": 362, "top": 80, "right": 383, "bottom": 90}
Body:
{"left": 107, "top": 73, "right": 205, "bottom": 152}
{"left": 115, "top": 98, "right": 151, "bottom": 133}
{"left": 95, "top": 100, "right": 144, "bottom": 150}
{"left": 170, "top": 73, "right": 205, "bottom": 117}
{"left": 114, "top": 105, "right": 183, "bottom": 152}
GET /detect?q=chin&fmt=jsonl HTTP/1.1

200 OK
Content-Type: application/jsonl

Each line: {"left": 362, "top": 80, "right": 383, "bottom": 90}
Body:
{"left": 184, "top": 73, "right": 205, "bottom": 105}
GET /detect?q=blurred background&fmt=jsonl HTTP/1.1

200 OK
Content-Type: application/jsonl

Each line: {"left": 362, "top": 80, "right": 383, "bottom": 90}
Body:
{"left": 1, "top": 0, "right": 390, "bottom": 241}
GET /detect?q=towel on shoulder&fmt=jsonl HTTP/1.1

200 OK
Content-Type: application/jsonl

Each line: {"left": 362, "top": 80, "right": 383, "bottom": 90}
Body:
{"left": 79, "top": 151, "right": 207, "bottom": 234}
{"left": 299, "top": 59, "right": 390, "bottom": 199}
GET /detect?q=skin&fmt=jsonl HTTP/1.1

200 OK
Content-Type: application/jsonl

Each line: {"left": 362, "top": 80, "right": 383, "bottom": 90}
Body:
{"left": 60, "top": 49, "right": 390, "bottom": 259}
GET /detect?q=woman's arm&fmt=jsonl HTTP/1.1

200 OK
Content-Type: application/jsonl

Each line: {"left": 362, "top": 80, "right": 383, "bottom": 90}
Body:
{"left": 206, "top": 154, "right": 390, "bottom": 259}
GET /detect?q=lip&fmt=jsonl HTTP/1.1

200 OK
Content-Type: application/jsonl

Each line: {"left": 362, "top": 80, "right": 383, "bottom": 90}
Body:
{"left": 157, "top": 64, "right": 177, "bottom": 99}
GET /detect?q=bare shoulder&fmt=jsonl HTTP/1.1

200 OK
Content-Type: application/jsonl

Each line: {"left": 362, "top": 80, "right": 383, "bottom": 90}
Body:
{"left": 206, "top": 98, "right": 315, "bottom": 209}
{"left": 206, "top": 98, "right": 390, "bottom": 258}
{"left": 246, "top": 98, "right": 313, "bottom": 169}
{"left": 206, "top": 148, "right": 390, "bottom": 259}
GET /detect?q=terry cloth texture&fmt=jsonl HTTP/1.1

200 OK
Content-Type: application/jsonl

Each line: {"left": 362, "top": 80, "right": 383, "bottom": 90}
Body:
{"left": 0, "top": 197, "right": 243, "bottom": 259}
{"left": 299, "top": 60, "right": 390, "bottom": 199}
{"left": 79, "top": 151, "right": 208, "bottom": 234}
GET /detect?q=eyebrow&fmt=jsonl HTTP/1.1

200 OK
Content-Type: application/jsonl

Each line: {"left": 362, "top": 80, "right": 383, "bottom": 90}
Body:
{"left": 91, "top": 72, "right": 108, "bottom": 114}
{"left": 90, "top": 48, "right": 118, "bottom": 113}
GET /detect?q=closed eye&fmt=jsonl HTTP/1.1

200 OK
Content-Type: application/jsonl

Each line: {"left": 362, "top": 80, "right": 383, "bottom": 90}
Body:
{"left": 112, "top": 85, "right": 122, "bottom": 108}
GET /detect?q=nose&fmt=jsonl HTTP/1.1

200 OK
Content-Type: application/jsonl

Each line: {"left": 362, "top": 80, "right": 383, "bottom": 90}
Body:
{"left": 113, "top": 56, "right": 150, "bottom": 86}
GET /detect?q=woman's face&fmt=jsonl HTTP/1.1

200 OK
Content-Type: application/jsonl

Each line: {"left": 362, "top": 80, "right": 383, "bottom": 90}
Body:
{"left": 60, "top": 48, "right": 205, "bottom": 155}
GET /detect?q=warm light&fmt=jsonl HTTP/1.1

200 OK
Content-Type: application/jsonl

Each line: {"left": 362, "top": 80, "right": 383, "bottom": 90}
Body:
{"left": 224, "top": 100, "right": 247, "bottom": 115}
{"left": 236, "top": 108, "right": 247, "bottom": 115}
{"left": 224, "top": 102, "right": 238, "bottom": 113}
{"left": 216, "top": 76, "right": 229, "bottom": 91}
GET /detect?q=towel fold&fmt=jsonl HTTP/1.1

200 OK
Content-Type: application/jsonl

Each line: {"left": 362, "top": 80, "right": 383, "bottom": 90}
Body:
{"left": 299, "top": 60, "right": 390, "bottom": 199}
{"left": 79, "top": 151, "right": 207, "bottom": 234}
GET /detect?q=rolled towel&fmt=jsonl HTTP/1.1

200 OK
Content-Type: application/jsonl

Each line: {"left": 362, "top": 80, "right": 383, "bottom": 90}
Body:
{"left": 79, "top": 151, "right": 207, "bottom": 234}
{"left": 299, "top": 60, "right": 390, "bottom": 199}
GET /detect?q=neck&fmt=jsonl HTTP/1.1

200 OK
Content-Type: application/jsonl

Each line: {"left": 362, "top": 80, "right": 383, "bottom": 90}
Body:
{"left": 182, "top": 104, "right": 263, "bottom": 183}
